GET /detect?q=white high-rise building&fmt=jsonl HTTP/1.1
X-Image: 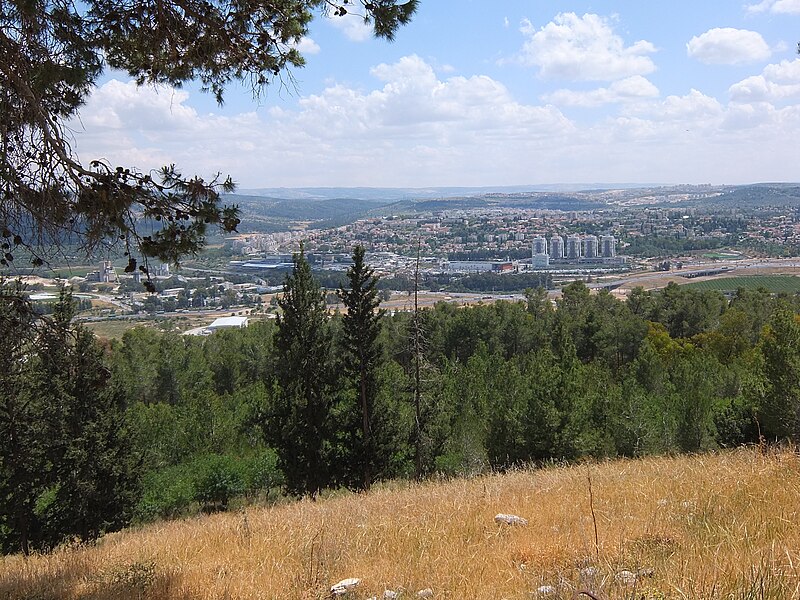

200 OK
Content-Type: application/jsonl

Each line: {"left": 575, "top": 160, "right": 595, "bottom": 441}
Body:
{"left": 531, "top": 236, "right": 548, "bottom": 256}
{"left": 549, "top": 235, "right": 564, "bottom": 260}
{"left": 566, "top": 235, "right": 582, "bottom": 260}
{"left": 601, "top": 235, "right": 617, "bottom": 258}
{"left": 583, "top": 235, "right": 598, "bottom": 258}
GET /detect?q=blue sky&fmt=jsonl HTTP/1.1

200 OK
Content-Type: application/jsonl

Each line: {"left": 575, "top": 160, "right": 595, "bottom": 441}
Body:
{"left": 71, "top": 1, "right": 800, "bottom": 188}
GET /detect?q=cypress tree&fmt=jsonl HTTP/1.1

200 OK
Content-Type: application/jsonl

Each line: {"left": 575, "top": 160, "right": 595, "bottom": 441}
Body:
{"left": 268, "top": 244, "right": 334, "bottom": 496}
{"left": 338, "top": 245, "right": 385, "bottom": 490}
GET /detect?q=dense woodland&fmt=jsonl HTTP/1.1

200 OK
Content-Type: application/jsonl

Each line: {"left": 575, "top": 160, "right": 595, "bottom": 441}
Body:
{"left": 2, "top": 250, "right": 800, "bottom": 555}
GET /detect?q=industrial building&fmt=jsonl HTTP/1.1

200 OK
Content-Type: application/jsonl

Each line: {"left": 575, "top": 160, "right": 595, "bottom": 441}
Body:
{"left": 207, "top": 316, "right": 249, "bottom": 331}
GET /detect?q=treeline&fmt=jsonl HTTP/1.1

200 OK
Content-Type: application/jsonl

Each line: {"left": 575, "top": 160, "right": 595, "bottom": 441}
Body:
{"left": 445, "top": 271, "right": 552, "bottom": 292}
{"left": 447, "top": 249, "right": 533, "bottom": 261}
{"left": 624, "top": 235, "right": 731, "bottom": 257}
{"left": 2, "top": 257, "right": 800, "bottom": 555}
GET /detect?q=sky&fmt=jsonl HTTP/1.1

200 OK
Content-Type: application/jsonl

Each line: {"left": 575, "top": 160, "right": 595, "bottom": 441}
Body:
{"left": 69, "top": 1, "right": 800, "bottom": 189}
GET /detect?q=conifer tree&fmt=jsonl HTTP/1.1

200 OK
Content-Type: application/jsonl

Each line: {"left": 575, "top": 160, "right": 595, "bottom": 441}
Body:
{"left": 36, "top": 293, "right": 139, "bottom": 546}
{"left": 268, "top": 244, "right": 334, "bottom": 496}
{"left": 0, "top": 282, "right": 45, "bottom": 555}
{"left": 0, "top": 286, "right": 138, "bottom": 553}
{"left": 338, "top": 245, "right": 385, "bottom": 489}
{"left": 758, "top": 306, "right": 800, "bottom": 441}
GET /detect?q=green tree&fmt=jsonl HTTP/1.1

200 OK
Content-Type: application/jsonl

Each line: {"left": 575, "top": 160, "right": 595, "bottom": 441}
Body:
{"left": 0, "top": 282, "right": 46, "bottom": 554}
{"left": 338, "top": 245, "right": 385, "bottom": 489}
{"left": 653, "top": 282, "right": 726, "bottom": 339}
{"left": 265, "top": 245, "right": 334, "bottom": 496}
{"left": 757, "top": 307, "right": 800, "bottom": 441}
{"left": 0, "top": 286, "right": 138, "bottom": 553}
{"left": 35, "top": 316, "right": 139, "bottom": 547}
{"left": 1, "top": 0, "right": 417, "bottom": 267}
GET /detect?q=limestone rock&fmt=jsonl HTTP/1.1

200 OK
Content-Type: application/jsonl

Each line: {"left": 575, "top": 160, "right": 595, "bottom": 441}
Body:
{"left": 536, "top": 584, "right": 557, "bottom": 596}
{"left": 330, "top": 577, "right": 361, "bottom": 596}
{"left": 494, "top": 513, "right": 528, "bottom": 526}
{"left": 615, "top": 570, "right": 637, "bottom": 585}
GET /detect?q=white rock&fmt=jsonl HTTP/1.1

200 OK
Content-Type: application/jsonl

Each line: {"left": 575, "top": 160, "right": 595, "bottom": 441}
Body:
{"left": 615, "top": 570, "right": 637, "bottom": 585}
{"left": 580, "top": 566, "right": 598, "bottom": 579}
{"left": 383, "top": 591, "right": 400, "bottom": 599}
{"left": 330, "top": 577, "right": 361, "bottom": 596}
{"left": 494, "top": 513, "right": 528, "bottom": 526}
{"left": 417, "top": 589, "right": 434, "bottom": 598}
{"left": 537, "top": 584, "right": 557, "bottom": 596}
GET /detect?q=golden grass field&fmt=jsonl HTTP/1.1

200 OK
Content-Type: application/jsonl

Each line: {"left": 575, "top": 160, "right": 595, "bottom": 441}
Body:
{"left": 2, "top": 448, "right": 800, "bottom": 599}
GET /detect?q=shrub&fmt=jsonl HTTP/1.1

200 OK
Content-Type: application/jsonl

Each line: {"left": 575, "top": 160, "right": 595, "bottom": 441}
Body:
{"left": 135, "top": 465, "right": 195, "bottom": 522}
{"left": 192, "top": 454, "right": 245, "bottom": 510}
{"left": 240, "top": 448, "right": 284, "bottom": 496}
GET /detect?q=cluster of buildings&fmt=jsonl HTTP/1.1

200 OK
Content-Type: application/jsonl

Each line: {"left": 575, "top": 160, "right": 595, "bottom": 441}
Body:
{"left": 530, "top": 234, "right": 619, "bottom": 267}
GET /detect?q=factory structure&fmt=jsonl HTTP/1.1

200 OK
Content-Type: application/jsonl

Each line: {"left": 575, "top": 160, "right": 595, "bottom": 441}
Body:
{"left": 530, "top": 234, "right": 622, "bottom": 268}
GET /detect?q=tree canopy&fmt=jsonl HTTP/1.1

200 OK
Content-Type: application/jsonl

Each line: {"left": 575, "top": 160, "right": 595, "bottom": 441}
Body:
{"left": 0, "top": 0, "right": 417, "bottom": 271}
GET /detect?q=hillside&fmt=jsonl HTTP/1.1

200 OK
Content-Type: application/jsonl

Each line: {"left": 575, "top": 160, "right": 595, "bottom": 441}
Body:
{"left": 2, "top": 448, "right": 798, "bottom": 599}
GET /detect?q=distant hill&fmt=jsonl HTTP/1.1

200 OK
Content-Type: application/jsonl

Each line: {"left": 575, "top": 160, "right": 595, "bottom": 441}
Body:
{"left": 222, "top": 194, "right": 395, "bottom": 231}
{"left": 224, "top": 183, "right": 800, "bottom": 231}
{"left": 236, "top": 183, "right": 657, "bottom": 201}
{"left": 710, "top": 184, "right": 800, "bottom": 208}
{"left": 226, "top": 190, "right": 608, "bottom": 229}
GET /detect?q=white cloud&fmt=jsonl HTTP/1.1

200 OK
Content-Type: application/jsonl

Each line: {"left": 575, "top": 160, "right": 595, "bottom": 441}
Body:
{"left": 75, "top": 80, "right": 197, "bottom": 131}
{"left": 68, "top": 79, "right": 261, "bottom": 174}
{"left": 729, "top": 58, "right": 800, "bottom": 102}
{"left": 300, "top": 55, "right": 573, "bottom": 136}
{"left": 515, "top": 13, "right": 656, "bottom": 81}
{"left": 615, "top": 90, "right": 724, "bottom": 140}
{"left": 295, "top": 37, "right": 321, "bottom": 55}
{"left": 764, "top": 58, "right": 800, "bottom": 81}
{"left": 746, "top": 0, "right": 800, "bottom": 14}
{"left": 68, "top": 56, "right": 800, "bottom": 188}
{"left": 544, "top": 76, "right": 659, "bottom": 107}
{"left": 687, "top": 28, "right": 771, "bottom": 65}
{"left": 70, "top": 58, "right": 577, "bottom": 187}
{"left": 327, "top": 12, "right": 372, "bottom": 42}
{"left": 653, "top": 90, "right": 725, "bottom": 122}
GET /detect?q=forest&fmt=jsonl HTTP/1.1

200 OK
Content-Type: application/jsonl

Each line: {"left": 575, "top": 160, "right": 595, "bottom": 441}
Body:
{"left": 2, "top": 247, "right": 800, "bottom": 556}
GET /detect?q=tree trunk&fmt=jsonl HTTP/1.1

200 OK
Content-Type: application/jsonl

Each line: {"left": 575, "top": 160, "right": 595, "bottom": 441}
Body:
{"left": 361, "top": 365, "right": 372, "bottom": 490}
{"left": 413, "top": 239, "right": 422, "bottom": 481}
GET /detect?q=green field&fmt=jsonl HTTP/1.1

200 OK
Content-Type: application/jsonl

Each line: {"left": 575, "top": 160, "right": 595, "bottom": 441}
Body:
{"left": 83, "top": 319, "right": 161, "bottom": 339}
{"left": 701, "top": 250, "right": 744, "bottom": 260}
{"left": 683, "top": 274, "right": 800, "bottom": 293}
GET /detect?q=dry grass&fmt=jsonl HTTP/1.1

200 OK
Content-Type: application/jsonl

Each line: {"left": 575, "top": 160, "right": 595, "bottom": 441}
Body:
{"left": 3, "top": 448, "right": 800, "bottom": 599}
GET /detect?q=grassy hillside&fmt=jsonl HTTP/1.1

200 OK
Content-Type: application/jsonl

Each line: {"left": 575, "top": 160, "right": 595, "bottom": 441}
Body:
{"left": 2, "top": 449, "right": 799, "bottom": 599}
